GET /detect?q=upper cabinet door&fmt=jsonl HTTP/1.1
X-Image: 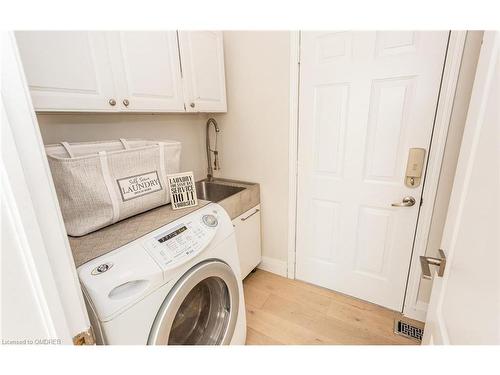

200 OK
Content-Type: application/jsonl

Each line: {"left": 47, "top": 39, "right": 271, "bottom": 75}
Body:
{"left": 107, "top": 32, "right": 185, "bottom": 112}
{"left": 178, "top": 31, "right": 227, "bottom": 113}
{"left": 15, "top": 31, "right": 116, "bottom": 112}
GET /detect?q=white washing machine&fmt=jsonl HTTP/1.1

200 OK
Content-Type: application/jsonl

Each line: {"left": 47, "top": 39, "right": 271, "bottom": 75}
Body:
{"left": 78, "top": 203, "right": 246, "bottom": 345}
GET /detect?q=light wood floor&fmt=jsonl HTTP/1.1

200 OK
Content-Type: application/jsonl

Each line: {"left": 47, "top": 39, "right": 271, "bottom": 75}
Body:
{"left": 243, "top": 270, "right": 423, "bottom": 345}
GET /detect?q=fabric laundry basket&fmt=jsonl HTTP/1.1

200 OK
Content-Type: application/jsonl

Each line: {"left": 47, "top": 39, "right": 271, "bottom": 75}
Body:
{"left": 45, "top": 139, "right": 181, "bottom": 237}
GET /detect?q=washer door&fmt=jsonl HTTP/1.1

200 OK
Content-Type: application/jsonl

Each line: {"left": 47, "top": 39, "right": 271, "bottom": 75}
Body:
{"left": 148, "top": 260, "right": 240, "bottom": 345}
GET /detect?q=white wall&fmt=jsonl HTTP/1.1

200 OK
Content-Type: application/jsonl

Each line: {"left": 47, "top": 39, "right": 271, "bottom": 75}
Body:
{"left": 213, "top": 31, "right": 291, "bottom": 265}
{"left": 37, "top": 113, "right": 208, "bottom": 181}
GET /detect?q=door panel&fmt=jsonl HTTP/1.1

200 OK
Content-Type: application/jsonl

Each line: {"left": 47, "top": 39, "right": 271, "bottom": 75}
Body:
{"left": 423, "top": 31, "right": 500, "bottom": 344}
{"left": 364, "top": 77, "right": 415, "bottom": 181}
{"left": 107, "top": 31, "right": 185, "bottom": 112}
{"left": 178, "top": 31, "right": 227, "bottom": 112}
{"left": 3, "top": 32, "right": 90, "bottom": 343}
{"left": 15, "top": 31, "right": 116, "bottom": 111}
{"left": 297, "top": 31, "right": 449, "bottom": 310}
{"left": 354, "top": 206, "right": 394, "bottom": 278}
{"left": 313, "top": 84, "right": 349, "bottom": 176}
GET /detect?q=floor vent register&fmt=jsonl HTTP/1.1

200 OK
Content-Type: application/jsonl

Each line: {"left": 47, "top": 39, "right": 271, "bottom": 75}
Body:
{"left": 394, "top": 319, "right": 424, "bottom": 342}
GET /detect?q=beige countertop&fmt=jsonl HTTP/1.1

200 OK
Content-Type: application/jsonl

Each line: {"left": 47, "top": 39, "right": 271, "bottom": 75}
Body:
{"left": 68, "top": 200, "right": 211, "bottom": 267}
{"left": 69, "top": 178, "right": 260, "bottom": 267}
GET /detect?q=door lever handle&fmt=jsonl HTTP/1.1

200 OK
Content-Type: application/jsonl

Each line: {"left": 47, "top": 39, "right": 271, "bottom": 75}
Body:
{"left": 391, "top": 196, "right": 416, "bottom": 207}
{"left": 420, "top": 249, "right": 446, "bottom": 280}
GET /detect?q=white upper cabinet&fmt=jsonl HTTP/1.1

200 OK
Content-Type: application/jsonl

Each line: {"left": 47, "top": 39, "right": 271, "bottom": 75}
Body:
{"left": 178, "top": 31, "right": 227, "bottom": 113}
{"left": 15, "top": 31, "right": 116, "bottom": 112}
{"left": 107, "top": 32, "right": 185, "bottom": 112}
{"left": 15, "top": 31, "right": 227, "bottom": 113}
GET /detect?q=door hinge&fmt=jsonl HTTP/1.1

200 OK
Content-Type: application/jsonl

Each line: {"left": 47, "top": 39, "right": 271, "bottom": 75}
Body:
{"left": 73, "top": 327, "right": 95, "bottom": 345}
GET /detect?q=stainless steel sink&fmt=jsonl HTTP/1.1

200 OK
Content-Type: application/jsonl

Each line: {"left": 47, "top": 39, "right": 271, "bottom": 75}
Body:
{"left": 195, "top": 180, "right": 245, "bottom": 202}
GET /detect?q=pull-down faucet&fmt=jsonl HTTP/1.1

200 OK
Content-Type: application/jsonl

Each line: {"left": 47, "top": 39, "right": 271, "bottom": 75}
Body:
{"left": 206, "top": 118, "right": 220, "bottom": 182}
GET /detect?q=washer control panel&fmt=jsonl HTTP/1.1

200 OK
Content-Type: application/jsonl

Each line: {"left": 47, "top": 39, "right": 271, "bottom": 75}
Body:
{"left": 143, "top": 212, "right": 218, "bottom": 269}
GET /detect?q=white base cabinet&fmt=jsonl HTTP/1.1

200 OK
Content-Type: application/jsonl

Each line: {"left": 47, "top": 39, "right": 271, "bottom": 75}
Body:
{"left": 15, "top": 31, "right": 226, "bottom": 113}
{"left": 232, "top": 205, "right": 262, "bottom": 279}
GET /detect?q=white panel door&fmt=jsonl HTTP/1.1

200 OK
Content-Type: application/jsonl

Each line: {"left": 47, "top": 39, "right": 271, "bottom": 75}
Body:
{"left": 2, "top": 32, "right": 89, "bottom": 343}
{"left": 178, "top": 31, "right": 227, "bottom": 112}
{"left": 296, "top": 31, "right": 449, "bottom": 310}
{"left": 423, "top": 32, "right": 499, "bottom": 345}
{"left": 15, "top": 31, "right": 116, "bottom": 112}
{"left": 107, "top": 32, "right": 185, "bottom": 112}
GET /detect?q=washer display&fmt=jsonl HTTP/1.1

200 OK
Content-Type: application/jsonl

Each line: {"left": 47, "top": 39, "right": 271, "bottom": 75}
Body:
{"left": 143, "top": 213, "right": 218, "bottom": 270}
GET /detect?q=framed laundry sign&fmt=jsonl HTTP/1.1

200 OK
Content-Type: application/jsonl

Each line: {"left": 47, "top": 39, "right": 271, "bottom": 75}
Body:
{"left": 167, "top": 172, "right": 198, "bottom": 210}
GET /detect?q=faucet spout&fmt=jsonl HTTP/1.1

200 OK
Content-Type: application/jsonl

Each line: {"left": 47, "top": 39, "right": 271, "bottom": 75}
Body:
{"left": 206, "top": 118, "right": 220, "bottom": 182}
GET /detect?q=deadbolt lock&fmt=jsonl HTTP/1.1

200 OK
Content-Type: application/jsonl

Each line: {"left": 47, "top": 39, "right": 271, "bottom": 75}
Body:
{"left": 405, "top": 148, "right": 426, "bottom": 188}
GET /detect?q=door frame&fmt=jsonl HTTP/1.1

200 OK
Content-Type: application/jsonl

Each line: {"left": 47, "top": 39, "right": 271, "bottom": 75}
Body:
{"left": 287, "top": 31, "right": 467, "bottom": 321}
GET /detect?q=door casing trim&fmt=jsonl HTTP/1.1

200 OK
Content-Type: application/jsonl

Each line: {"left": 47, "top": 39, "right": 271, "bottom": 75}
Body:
{"left": 287, "top": 31, "right": 300, "bottom": 280}
{"left": 287, "top": 31, "right": 467, "bottom": 321}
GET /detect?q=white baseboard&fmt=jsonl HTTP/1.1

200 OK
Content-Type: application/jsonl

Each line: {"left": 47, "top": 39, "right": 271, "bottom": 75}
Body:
{"left": 257, "top": 256, "right": 287, "bottom": 277}
{"left": 403, "top": 301, "right": 428, "bottom": 322}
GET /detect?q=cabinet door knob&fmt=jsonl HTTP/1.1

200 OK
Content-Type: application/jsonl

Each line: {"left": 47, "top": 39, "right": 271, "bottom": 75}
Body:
{"left": 190, "top": 102, "right": 195, "bottom": 108}
{"left": 108, "top": 99, "right": 116, "bottom": 106}
{"left": 123, "top": 99, "right": 130, "bottom": 107}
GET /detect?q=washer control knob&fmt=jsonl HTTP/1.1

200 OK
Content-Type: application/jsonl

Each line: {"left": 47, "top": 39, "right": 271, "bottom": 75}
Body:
{"left": 202, "top": 214, "right": 218, "bottom": 227}
{"left": 91, "top": 262, "right": 114, "bottom": 275}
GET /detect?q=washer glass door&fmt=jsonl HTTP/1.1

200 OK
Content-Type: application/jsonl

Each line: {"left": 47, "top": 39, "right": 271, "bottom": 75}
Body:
{"left": 169, "top": 276, "right": 229, "bottom": 344}
{"left": 148, "top": 260, "right": 240, "bottom": 345}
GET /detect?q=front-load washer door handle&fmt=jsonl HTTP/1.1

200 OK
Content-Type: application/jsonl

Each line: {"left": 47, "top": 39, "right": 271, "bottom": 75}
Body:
{"left": 108, "top": 280, "right": 149, "bottom": 300}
